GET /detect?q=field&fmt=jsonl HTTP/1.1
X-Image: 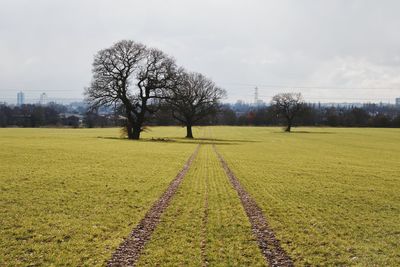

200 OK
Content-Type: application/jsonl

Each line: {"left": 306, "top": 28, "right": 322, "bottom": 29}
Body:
{"left": 212, "top": 127, "right": 400, "bottom": 266}
{"left": 137, "top": 145, "right": 265, "bottom": 266}
{"left": 1, "top": 127, "right": 399, "bottom": 266}
{"left": 0, "top": 128, "right": 196, "bottom": 265}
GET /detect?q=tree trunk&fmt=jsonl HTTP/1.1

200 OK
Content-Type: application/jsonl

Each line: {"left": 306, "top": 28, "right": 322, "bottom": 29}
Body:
{"left": 285, "top": 119, "right": 292, "bottom": 132}
{"left": 131, "top": 111, "right": 146, "bottom": 140}
{"left": 132, "top": 126, "right": 141, "bottom": 140}
{"left": 126, "top": 120, "right": 134, "bottom": 139}
{"left": 186, "top": 125, "right": 193, "bottom": 138}
{"left": 126, "top": 109, "right": 143, "bottom": 140}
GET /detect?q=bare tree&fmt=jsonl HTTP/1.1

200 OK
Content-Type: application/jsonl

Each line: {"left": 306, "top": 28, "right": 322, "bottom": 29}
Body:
{"left": 85, "top": 40, "right": 177, "bottom": 139}
{"left": 166, "top": 71, "right": 226, "bottom": 138}
{"left": 271, "top": 93, "right": 304, "bottom": 132}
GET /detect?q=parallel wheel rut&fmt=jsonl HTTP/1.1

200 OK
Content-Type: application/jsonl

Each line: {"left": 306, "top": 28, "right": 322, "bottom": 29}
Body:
{"left": 107, "top": 139, "right": 293, "bottom": 267}
{"left": 213, "top": 144, "right": 294, "bottom": 267}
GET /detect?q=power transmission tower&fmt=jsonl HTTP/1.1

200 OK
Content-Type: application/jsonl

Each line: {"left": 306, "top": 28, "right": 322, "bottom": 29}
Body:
{"left": 254, "top": 86, "right": 259, "bottom": 106}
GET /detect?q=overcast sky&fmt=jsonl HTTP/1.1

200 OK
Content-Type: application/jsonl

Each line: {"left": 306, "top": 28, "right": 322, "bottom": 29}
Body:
{"left": 1, "top": 0, "right": 400, "bottom": 103}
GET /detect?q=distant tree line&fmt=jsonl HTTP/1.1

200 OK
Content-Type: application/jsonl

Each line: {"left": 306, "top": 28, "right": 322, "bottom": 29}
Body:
{"left": 1, "top": 101, "right": 399, "bottom": 129}
{"left": 0, "top": 104, "right": 68, "bottom": 127}
{"left": 215, "top": 102, "right": 400, "bottom": 128}
{"left": 0, "top": 103, "right": 122, "bottom": 128}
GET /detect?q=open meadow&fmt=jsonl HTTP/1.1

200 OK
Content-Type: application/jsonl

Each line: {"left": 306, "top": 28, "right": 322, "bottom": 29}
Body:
{"left": 1, "top": 126, "right": 399, "bottom": 266}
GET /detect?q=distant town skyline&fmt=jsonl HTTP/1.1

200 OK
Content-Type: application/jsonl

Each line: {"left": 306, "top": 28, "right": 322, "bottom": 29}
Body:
{"left": 1, "top": 0, "right": 400, "bottom": 103}
{"left": 4, "top": 89, "right": 400, "bottom": 107}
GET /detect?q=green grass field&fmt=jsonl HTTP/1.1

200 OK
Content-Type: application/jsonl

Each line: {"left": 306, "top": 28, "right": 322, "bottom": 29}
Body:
{"left": 1, "top": 127, "right": 399, "bottom": 266}
{"left": 213, "top": 127, "right": 400, "bottom": 266}
{"left": 0, "top": 128, "right": 196, "bottom": 266}
{"left": 137, "top": 145, "right": 265, "bottom": 266}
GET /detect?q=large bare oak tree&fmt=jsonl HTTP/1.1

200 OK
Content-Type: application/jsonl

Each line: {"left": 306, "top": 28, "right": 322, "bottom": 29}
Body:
{"left": 85, "top": 40, "right": 177, "bottom": 139}
{"left": 166, "top": 71, "right": 226, "bottom": 138}
{"left": 271, "top": 93, "right": 304, "bottom": 132}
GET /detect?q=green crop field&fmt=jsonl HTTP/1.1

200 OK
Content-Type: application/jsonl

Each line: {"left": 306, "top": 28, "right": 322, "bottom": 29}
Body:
{"left": 0, "top": 128, "right": 196, "bottom": 266}
{"left": 137, "top": 144, "right": 265, "bottom": 266}
{"left": 1, "top": 127, "right": 399, "bottom": 266}
{"left": 212, "top": 127, "right": 400, "bottom": 266}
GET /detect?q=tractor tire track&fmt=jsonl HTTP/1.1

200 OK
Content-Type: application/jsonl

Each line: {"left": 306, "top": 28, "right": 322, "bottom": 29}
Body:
{"left": 107, "top": 145, "right": 200, "bottom": 267}
{"left": 213, "top": 145, "right": 294, "bottom": 267}
{"left": 200, "top": 150, "right": 209, "bottom": 267}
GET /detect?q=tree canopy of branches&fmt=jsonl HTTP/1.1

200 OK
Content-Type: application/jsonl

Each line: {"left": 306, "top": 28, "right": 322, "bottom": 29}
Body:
{"left": 166, "top": 71, "right": 226, "bottom": 138}
{"left": 271, "top": 92, "right": 305, "bottom": 132}
{"left": 85, "top": 40, "right": 177, "bottom": 139}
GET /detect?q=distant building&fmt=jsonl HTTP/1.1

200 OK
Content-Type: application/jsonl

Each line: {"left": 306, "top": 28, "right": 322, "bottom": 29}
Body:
{"left": 59, "top": 113, "right": 83, "bottom": 127}
{"left": 254, "top": 99, "right": 266, "bottom": 107}
{"left": 396, "top": 97, "right": 400, "bottom": 106}
{"left": 17, "top": 91, "right": 25, "bottom": 106}
{"left": 39, "top": 93, "right": 48, "bottom": 106}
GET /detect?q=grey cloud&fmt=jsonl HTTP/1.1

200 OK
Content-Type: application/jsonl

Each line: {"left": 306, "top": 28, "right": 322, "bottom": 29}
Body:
{"left": 1, "top": 0, "right": 400, "bottom": 103}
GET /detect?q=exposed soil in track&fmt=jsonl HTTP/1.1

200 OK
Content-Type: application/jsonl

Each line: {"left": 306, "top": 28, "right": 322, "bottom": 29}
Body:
{"left": 107, "top": 145, "right": 200, "bottom": 267}
{"left": 213, "top": 145, "right": 294, "bottom": 267}
{"left": 200, "top": 159, "right": 209, "bottom": 267}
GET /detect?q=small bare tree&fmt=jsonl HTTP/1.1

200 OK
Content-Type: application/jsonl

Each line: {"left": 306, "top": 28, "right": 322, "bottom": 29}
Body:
{"left": 166, "top": 71, "right": 226, "bottom": 138}
{"left": 271, "top": 93, "right": 304, "bottom": 132}
{"left": 85, "top": 40, "right": 177, "bottom": 139}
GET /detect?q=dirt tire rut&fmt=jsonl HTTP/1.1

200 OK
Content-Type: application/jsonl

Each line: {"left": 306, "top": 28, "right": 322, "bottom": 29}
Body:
{"left": 213, "top": 145, "right": 294, "bottom": 267}
{"left": 107, "top": 145, "right": 200, "bottom": 266}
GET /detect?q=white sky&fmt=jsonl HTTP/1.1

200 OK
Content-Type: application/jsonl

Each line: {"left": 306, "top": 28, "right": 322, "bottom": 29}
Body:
{"left": 1, "top": 0, "right": 400, "bottom": 103}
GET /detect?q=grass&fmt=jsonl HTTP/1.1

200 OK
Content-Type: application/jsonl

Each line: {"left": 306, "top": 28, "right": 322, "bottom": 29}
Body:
{"left": 137, "top": 144, "right": 265, "bottom": 266}
{"left": 212, "top": 126, "right": 400, "bottom": 266}
{"left": 1, "top": 126, "right": 399, "bottom": 266}
{"left": 0, "top": 128, "right": 196, "bottom": 266}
